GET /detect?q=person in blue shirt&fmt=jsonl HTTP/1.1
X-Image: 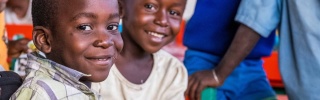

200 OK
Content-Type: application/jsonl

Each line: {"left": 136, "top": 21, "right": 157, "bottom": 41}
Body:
{"left": 184, "top": 0, "right": 277, "bottom": 100}
{"left": 234, "top": 0, "right": 320, "bottom": 99}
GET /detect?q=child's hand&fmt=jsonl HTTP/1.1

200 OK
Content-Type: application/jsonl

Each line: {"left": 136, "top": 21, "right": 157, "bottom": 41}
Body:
{"left": 7, "top": 38, "right": 30, "bottom": 58}
{"left": 185, "top": 70, "right": 224, "bottom": 100}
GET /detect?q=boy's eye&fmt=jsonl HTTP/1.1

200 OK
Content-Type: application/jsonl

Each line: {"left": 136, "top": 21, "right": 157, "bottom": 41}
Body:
{"left": 77, "top": 25, "right": 92, "bottom": 31}
{"left": 107, "top": 25, "right": 118, "bottom": 30}
{"left": 169, "top": 10, "right": 180, "bottom": 16}
{"left": 144, "top": 4, "right": 155, "bottom": 10}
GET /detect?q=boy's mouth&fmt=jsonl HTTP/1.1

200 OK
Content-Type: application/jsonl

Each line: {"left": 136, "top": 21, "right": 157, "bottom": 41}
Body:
{"left": 90, "top": 58, "right": 109, "bottom": 61}
{"left": 86, "top": 55, "right": 113, "bottom": 66}
{"left": 147, "top": 31, "right": 165, "bottom": 38}
{"left": 146, "top": 31, "right": 167, "bottom": 42}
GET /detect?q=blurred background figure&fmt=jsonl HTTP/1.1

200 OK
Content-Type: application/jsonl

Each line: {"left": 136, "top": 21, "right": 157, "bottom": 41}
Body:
{"left": 0, "top": 0, "right": 8, "bottom": 70}
{"left": 161, "top": 0, "right": 196, "bottom": 61}
{"left": 235, "top": 0, "right": 320, "bottom": 99}
{"left": 5, "top": 0, "right": 32, "bottom": 25}
{"left": 183, "top": 0, "right": 277, "bottom": 99}
{"left": 1, "top": 0, "right": 32, "bottom": 76}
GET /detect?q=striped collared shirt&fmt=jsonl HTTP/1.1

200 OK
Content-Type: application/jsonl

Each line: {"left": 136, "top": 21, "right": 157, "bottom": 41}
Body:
{"left": 10, "top": 53, "right": 101, "bottom": 100}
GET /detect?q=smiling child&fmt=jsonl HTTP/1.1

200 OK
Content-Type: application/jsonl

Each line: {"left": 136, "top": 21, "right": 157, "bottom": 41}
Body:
{"left": 92, "top": 0, "right": 188, "bottom": 99}
{"left": 10, "top": 0, "right": 123, "bottom": 99}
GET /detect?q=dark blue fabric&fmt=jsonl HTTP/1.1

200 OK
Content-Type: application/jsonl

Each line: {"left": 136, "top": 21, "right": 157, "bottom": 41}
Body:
{"left": 0, "top": 71, "right": 23, "bottom": 100}
{"left": 183, "top": 0, "right": 275, "bottom": 59}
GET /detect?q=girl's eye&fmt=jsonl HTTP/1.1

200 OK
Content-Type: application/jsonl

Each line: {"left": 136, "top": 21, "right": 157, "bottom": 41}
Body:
{"left": 169, "top": 10, "right": 179, "bottom": 16}
{"left": 77, "top": 25, "right": 92, "bottom": 31}
{"left": 144, "top": 4, "right": 155, "bottom": 10}
{"left": 107, "top": 25, "right": 118, "bottom": 30}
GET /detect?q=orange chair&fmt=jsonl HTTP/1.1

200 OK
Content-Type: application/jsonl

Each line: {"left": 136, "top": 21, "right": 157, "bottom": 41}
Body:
{"left": 185, "top": 88, "right": 217, "bottom": 100}
{"left": 5, "top": 24, "right": 33, "bottom": 40}
{"left": 262, "top": 51, "right": 284, "bottom": 88}
{"left": 176, "top": 20, "right": 186, "bottom": 47}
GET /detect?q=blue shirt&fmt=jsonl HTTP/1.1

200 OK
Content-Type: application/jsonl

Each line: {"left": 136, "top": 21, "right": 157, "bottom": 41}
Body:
{"left": 183, "top": 0, "right": 275, "bottom": 59}
{"left": 236, "top": 0, "right": 320, "bottom": 99}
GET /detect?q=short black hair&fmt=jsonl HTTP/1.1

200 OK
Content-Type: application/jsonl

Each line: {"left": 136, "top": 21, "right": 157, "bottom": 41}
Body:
{"left": 32, "top": 0, "right": 58, "bottom": 29}
{"left": 32, "top": 0, "right": 122, "bottom": 29}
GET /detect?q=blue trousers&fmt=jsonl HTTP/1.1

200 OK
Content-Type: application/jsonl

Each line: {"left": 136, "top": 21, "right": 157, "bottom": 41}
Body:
{"left": 184, "top": 49, "right": 276, "bottom": 100}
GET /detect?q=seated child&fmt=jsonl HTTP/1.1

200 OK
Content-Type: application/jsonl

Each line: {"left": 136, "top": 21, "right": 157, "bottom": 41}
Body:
{"left": 10, "top": 0, "right": 123, "bottom": 99}
{"left": 91, "top": 0, "right": 187, "bottom": 99}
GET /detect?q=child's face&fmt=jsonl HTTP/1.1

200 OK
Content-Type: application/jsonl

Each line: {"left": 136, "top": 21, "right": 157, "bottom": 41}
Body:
{"left": 48, "top": 0, "right": 123, "bottom": 82}
{"left": 123, "top": 0, "right": 186, "bottom": 53}
{"left": 0, "top": 0, "right": 7, "bottom": 12}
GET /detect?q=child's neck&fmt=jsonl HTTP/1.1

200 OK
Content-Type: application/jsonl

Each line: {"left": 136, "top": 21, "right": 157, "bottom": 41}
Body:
{"left": 115, "top": 34, "right": 154, "bottom": 84}
{"left": 116, "top": 54, "right": 154, "bottom": 84}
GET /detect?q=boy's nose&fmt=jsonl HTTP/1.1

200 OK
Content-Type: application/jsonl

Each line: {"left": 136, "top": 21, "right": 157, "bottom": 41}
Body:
{"left": 93, "top": 39, "right": 114, "bottom": 49}
{"left": 92, "top": 26, "right": 117, "bottom": 49}
{"left": 154, "top": 10, "right": 169, "bottom": 27}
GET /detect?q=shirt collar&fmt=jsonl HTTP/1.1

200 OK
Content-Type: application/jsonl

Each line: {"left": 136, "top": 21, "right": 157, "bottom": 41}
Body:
{"left": 27, "top": 53, "right": 91, "bottom": 83}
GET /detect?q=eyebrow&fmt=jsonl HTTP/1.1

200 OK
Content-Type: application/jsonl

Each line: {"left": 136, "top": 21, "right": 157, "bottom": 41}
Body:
{"left": 108, "top": 13, "right": 120, "bottom": 21}
{"left": 172, "top": 2, "right": 184, "bottom": 6}
{"left": 70, "top": 12, "right": 120, "bottom": 22}
{"left": 71, "top": 12, "right": 97, "bottom": 22}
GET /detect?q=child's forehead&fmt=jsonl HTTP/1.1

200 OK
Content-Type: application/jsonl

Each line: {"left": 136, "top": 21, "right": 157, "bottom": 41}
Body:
{"left": 128, "top": 0, "right": 186, "bottom": 3}
{"left": 57, "top": 0, "right": 118, "bottom": 8}
{"left": 127, "top": 0, "right": 187, "bottom": 6}
{"left": 54, "top": 0, "right": 119, "bottom": 22}
{"left": 56, "top": 0, "right": 119, "bottom": 13}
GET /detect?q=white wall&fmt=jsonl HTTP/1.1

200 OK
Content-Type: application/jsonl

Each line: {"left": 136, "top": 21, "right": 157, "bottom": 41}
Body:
{"left": 183, "top": 0, "right": 197, "bottom": 21}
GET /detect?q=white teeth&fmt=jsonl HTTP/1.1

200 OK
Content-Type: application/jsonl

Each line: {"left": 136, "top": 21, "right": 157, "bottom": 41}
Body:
{"left": 97, "top": 59, "right": 107, "bottom": 61}
{"left": 148, "top": 31, "right": 164, "bottom": 38}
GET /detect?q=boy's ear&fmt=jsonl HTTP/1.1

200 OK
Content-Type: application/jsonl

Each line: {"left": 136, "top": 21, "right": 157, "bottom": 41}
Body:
{"left": 32, "top": 26, "right": 52, "bottom": 53}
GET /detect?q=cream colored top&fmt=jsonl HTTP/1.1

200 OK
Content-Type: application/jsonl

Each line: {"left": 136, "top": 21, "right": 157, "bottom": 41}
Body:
{"left": 92, "top": 50, "right": 188, "bottom": 100}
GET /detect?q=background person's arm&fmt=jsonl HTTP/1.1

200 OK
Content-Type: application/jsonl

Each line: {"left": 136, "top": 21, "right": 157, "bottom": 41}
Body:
{"left": 7, "top": 38, "right": 29, "bottom": 58}
{"left": 186, "top": 24, "right": 261, "bottom": 100}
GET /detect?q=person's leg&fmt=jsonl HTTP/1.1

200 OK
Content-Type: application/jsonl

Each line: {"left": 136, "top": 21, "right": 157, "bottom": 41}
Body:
{"left": 235, "top": 59, "right": 276, "bottom": 100}
{"left": 216, "top": 59, "right": 276, "bottom": 100}
{"left": 183, "top": 49, "right": 220, "bottom": 75}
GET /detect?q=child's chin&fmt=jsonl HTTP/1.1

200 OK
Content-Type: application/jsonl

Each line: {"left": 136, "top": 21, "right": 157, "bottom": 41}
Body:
{"left": 84, "top": 75, "right": 109, "bottom": 82}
